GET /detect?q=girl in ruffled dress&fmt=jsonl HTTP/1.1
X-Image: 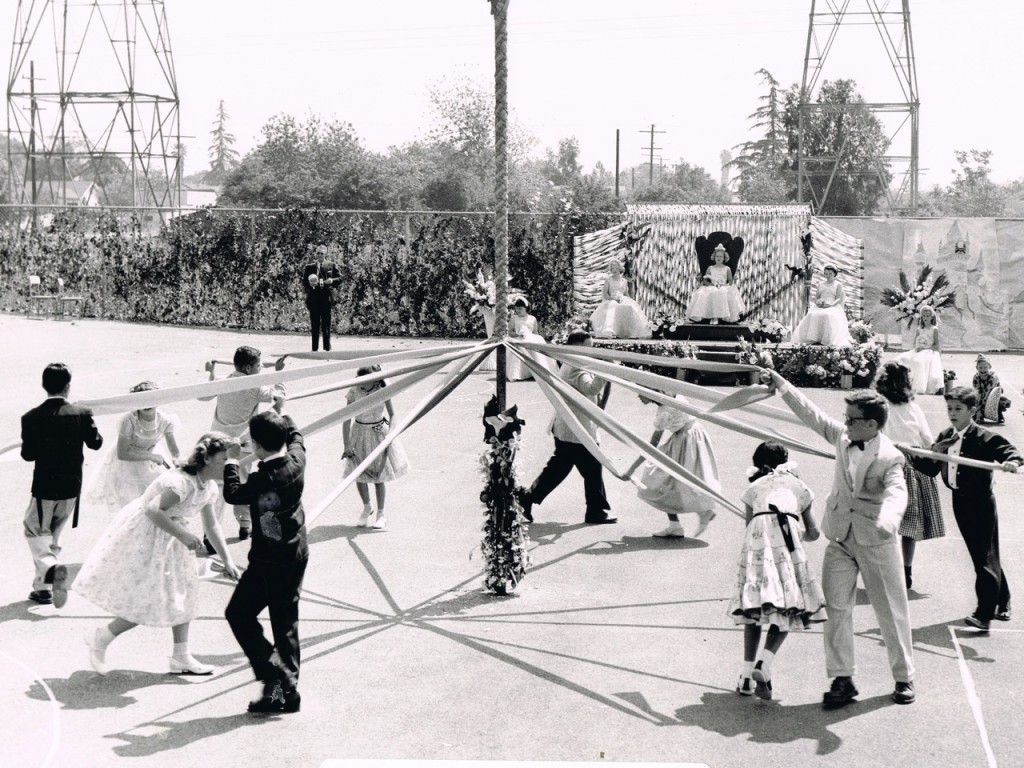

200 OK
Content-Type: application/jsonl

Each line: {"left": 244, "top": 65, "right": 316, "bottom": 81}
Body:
{"left": 506, "top": 297, "right": 548, "bottom": 382}
{"left": 342, "top": 365, "right": 410, "bottom": 530}
{"left": 895, "top": 305, "right": 943, "bottom": 394}
{"left": 626, "top": 392, "right": 720, "bottom": 539}
{"left": 791, "top": 265, "right": 852, "bottom": 346}
{"left": 728, "top": 442, "right": 825, "bottom": 701}
{"left": 76, "top": 433, "right": 241, "bottom": 676}
{"left": 687, "top": 244, "right": 746, "bottom": 323}
{"left": 589, "top": 259, "right": 652, "bottom": 339}
{"left": 87, "top": 381, "right": 181, "bottom": 514}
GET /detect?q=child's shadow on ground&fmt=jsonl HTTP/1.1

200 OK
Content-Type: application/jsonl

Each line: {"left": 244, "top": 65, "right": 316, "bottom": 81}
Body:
{"left": 27, "top": 670, "right": 195, "bottom": 711}
{"left": 583, "top": 536, "right": 710, "bottom": 555}
{"left": 674, "top": 690, "right": 891, "bottom": 755}
{"left": 523, "top": 521, "right": 588, "bottom": 547}
{"left": 860, "top": 619, "right": 998, "bottom": 664}
{"left": 108, "top": 713, "right": 275, "bottom": 758}
{"left": 307, "top": 523, "right": 385, "bottom": 546}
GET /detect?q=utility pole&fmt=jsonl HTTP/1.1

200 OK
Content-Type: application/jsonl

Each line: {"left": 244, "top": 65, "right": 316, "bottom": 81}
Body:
{"left": 639, "top": 124, "right": 664, "bottom": 184}
{"left": 28, "top": 60, "right": 37, "bottom": 204}
{"left": 614, "top": 129, "right": 620, "bottom": 199}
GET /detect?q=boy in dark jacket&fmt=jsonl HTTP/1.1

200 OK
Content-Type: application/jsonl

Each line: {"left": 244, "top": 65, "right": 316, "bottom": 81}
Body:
{"left": 916, "top": 386, "right": 1021, "bottom": 631}
{"left": 223, "top": 405, "right": 308, "bottom": 713}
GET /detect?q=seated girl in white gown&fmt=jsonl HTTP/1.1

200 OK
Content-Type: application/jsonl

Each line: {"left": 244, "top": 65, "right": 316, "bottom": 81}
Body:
{"left": 895, "top": 306, "right": 943, "bottom": 394}
{"left": 688, "top": 244, "right": 746, "bottom": 323}
{"left": 506, "top": 297, "right": 548, "bottom": 382}
{"left": 589, "top": 259, "right": 652, "bottom": 338}
{"left": 791, "top": 265, "right": 852, "bottom": 346}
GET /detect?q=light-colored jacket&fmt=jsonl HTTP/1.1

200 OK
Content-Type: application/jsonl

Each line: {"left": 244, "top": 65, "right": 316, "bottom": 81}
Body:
{"left": 780, "top": 383, "right": 907, "bottom": 545}
{"left": 549, "top": 363, "right": 606, "bottom": 444}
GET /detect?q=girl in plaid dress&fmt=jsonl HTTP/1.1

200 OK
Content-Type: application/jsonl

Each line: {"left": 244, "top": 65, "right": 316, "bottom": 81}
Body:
{"left": 876, "top": 362, "right": 945, "bottom": 590}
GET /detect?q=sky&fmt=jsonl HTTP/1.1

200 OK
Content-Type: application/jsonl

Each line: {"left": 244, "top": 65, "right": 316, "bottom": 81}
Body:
{"left": 6, "top": 0, "right": 1024, "bottom": 189}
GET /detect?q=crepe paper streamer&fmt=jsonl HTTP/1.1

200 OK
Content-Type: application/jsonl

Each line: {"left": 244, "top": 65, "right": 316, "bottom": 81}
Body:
{"left": 288, "top": 341, "right": 499, "bottom": 402}
{"left": 76, "top": 342, "right": 482, "bottom": 415}
{"left": 518, "top": 339, "right": 757, "bottom": 374}
{"left": 517, "top": 350, "right": 745, "bottom": 518}
{"left": 525, "top": 341, "right": 803, "bottom": 428}
{"left": 305, "top": 349, "right": 488, "bottom": 526}
{"left": 902, "top": 445, "right": 1023, "bottom": 473}
{"left": 706, "top": 385, "right": 775, "bottom": 414}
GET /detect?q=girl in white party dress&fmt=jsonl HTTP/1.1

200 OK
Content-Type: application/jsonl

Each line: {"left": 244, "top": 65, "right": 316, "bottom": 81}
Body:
{"left": 505, "top": 297, "right": 548, "bottom": 382}
{"left": 589, "top": 259, "right": 652, "bottom": 339}
{"left": 626, "top": 392, "right": 720, "bottom": 539}
{"left": 343, "top": 365, "right": 410, "bottom": 530}
{"left": 87, "top": 381, "right": 181, "bottom": 514}
{"left": 687, "top": 244, "right": 746, "bottom": 323}
{"left": 77, "top": 433, "right": 241, "bottom": 676}
{"left": 728, "top": 442, "right": 826, "bottom": 701}
{"left": 791, "top": 265, "right": 853, "bottom": 346}
{"left": 895, "top": 305, "right": 943, "bottom": 394}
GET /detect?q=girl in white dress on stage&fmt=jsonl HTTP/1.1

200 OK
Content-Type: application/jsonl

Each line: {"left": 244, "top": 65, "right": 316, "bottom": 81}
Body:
{"left": 505, "top": 297, "right": 548, "bottom": 382}
{"left": 687, "top": 244, "right": 746, "bottom": 323}
{"left": 77, "top": 433, "right": 241, "bottom": 676}
{"left": 791, "top": 265, "right": 852, "bottom": 346}
{"left": 625, "top": 392, "right": 720, "bottom": 539}
{"left": 727, "top": 442, "right": 825, "bottom": 701}
{"left": 589, "top": 259, "right": 652, "bottom": 338}
{"left": 895, "top": 305, "right": 943, "bottom": 394}
{"left": 87, "top": 381, "right": 181, "bottom": 514}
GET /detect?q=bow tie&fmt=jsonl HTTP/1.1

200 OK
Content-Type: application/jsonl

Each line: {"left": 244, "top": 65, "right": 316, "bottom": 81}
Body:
{"left": 849, "top": 440, "right": 866, "bottom": 451}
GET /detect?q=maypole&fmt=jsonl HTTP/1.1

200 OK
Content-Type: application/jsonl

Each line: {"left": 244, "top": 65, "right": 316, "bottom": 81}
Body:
{"left": 479, "top": 0, "right": 528, "bottom": 596}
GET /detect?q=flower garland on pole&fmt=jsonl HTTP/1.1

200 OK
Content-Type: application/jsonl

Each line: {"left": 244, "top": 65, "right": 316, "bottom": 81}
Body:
{"left": 879, "top": 265, "right": 958, "bottom": 329}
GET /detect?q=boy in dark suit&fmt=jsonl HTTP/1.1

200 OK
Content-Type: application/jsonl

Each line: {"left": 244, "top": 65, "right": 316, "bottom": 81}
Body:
{"left": 223, "top": 404, "right": 308, "bottom": 714}
{"left": 302, "top": 244, "right": 341, "bottom": 352}
{"left": 917, "top": 386, "right": 1022, "bottom": 631}
{"left": 20, "top": 363, "right": 103, "bottom": 605}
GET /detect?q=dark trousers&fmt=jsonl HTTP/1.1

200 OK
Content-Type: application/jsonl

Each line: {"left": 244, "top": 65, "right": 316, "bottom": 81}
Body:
{"left": 529, "top": 437, "right": 609, "bottom": 517}
{"left": 952, "top": 489, "right": 1010, "bottom": 620}
{"left": 308, "top": 301, "right": 332, "bottom": 351}
{"left": 226, "top": 557, "right": 308, "bottom": 688}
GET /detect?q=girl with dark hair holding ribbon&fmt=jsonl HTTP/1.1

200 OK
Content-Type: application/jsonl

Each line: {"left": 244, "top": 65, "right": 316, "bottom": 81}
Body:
{"left": 727, "top": 441, "right": 826, "bottom": 701}
{"left": 76, "top": 433, "right": 241, "bottom": 676}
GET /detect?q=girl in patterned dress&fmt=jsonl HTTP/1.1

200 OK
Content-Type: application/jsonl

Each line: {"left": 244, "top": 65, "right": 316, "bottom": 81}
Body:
{"left": 76, "top": 433, "right": 241, "bottom": 676}
{"left": 875, "top": 362, "right": 945, "bottom": 590}
{"left": 728, "top": 442, "right": 826, "bottom": 701}
{"left": 87, "top": 381, "right": 181, "bottom": 514}
{"left": 342, "top": 365, "right": 410, "bottom": 530}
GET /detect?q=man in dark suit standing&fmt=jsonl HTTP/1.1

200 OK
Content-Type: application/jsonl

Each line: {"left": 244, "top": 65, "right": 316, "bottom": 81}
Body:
{"left": 20, "top": 363, "right": 103, "bottom": 605}
{"left": 302, "top": 244, "right": 341, "bottom": 352}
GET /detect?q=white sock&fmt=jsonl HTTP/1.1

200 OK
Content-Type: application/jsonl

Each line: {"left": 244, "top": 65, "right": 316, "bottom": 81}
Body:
{"left": 668, "top": 519, "right": 683, "bottom": 528}
{"left": 96, "top": 627, "right": 115, "bottom": 649}
{"left": 741, "top": 660, "right": 754, "bottom": 676}
{"left": 377, "top": 509, "right": 385, "bottom": 518}
{"left": 760, "top": 649, "right": 776, "bottom": 672}
{"left": 172, "top": 642, "right": 189, "bottom": 658}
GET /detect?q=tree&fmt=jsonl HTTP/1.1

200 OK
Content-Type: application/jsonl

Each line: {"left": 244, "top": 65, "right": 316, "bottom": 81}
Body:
{"left": 730, "top": 69, "right": 791, "bottom": 203}
{"left": 219, "top": 114, "right": 389, "bottom": 209}
{"left": 628, "top": 160, "right": 729, "bottom": 204}
{"left": 540, "top": 137, "right": 583, "bottom": 187}
{"left": 207, "top": 100, "right": 240, "bottom": 183}
{"left": 923, "top": 150, "right": 1007, "bottom": 217}
{"left": 782, "top": 79, "right": 892, "bottom": 215}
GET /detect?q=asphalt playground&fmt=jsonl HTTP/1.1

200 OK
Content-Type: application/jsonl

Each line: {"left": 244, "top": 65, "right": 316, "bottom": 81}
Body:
{"left": 2, "top": 313, "right": 1023, "bottom": 768}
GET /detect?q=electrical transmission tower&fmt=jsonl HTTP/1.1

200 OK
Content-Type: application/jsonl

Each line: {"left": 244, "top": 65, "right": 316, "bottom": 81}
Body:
{"left": 797, "top": 0, "right": 919, "bottom": 215}
{"left": 6, "top": 0, "right": 181, "bottom": 208}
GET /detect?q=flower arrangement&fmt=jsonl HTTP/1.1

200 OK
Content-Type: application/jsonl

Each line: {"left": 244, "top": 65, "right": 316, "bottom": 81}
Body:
{"left": 879, "top": 265, "right": 957, "bottom": 329}
{"left": 736, "top": 338, "right": 775, "bottom": 368}
{"left": 651, "top": 310, "right": 688, "bottom": 340}
{"left": 847, "top": 319, "right": 875, "bottom": 344}
{"left": 944, "top": 369, "right": 957, "bottom": 383}
{"left": 804, "top": 364, "right": 829, "bottom": 381}
{"left": 463, "top": 269, "right": 496, "bottom": 314}
{"left": 747, "top": 317, "right": 790, "bottom": 343}
{"left": 775, "top": 340, "right": 883, "bottom": 388}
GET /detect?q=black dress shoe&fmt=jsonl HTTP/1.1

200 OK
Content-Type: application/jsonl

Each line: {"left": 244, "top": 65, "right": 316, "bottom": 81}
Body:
{"left": 515, "top": 487, "right": 533, "bottom": 523}
{"left": 584, "top": 513, "right": 618, "bottom": 525}
{"left": 248, "top": 680, "right": 286, "bottom": 713}
{"left": 892, "top": 681, "right": 916, "bottom": 705}
{"left": 28, "top": 590, "right": 53, "bottom": 605}
{"left": 822, "top": 676, "right": 858, "bottom": 709}
{"left": 965, "top": 615, "right": 991, "bottom": 631}
{"left": 994, "top": 605, "right": 1011, "bottom": 621}
{"left": 238, "top": 526, "right": 250, "bottom": 541}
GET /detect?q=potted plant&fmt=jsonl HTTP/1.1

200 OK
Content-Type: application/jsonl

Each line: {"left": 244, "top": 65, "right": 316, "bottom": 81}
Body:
{"left": 747, "top": 317, "right": 790, "bottom": 344}
{"left": 944, "top": 369, "right": 956, "bottom": 395}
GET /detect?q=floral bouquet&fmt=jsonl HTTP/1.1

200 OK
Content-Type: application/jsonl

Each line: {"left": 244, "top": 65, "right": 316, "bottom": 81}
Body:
{"left": 463, "top": 269, "right": 496, "bottom": 314}
{"left": 747, "top": 317, "right": 790, "bottom": 343}
{"left": 652, "top": 310, "right": 687, "bottom": 340}
{"left": 847, "top": 319, "right": 875, "bottom": 344}
{"left": 736, "top": 338, "right": 775, "bottom": 368}
{"left": 804, "top": 363, "right": 829, "bottom": 381}
{"left": 944, "top": 369, "right": 957, "bottom": 383}
{"left": 879, "top": 265, "right": 957, "bottom": 329}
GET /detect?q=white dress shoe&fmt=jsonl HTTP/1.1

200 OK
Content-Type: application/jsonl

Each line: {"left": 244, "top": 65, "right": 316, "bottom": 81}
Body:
{"left": 357, "top": 508, "right": 374, "bottom": 527}
{"left": 653, "top": 525, "right": 686, "bottom": 538}
{"left": 86, "top": 630, "right": 110, "bottom": 675}
{"left": 169, "top": 655, "right": 215, "bottom": 675}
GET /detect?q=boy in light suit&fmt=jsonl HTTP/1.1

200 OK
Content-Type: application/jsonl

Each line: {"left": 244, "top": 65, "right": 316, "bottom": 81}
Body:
{"left": 767, "top": 371, "right": 916, "bottom": 707}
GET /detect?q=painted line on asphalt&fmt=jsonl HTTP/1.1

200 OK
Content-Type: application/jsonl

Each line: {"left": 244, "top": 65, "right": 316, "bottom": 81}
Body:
{"left": 948, "top": 626, "right": 1024, "bottom": 768}
{"left": 0, "top": 649, "right": 61, "bottom": 768}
